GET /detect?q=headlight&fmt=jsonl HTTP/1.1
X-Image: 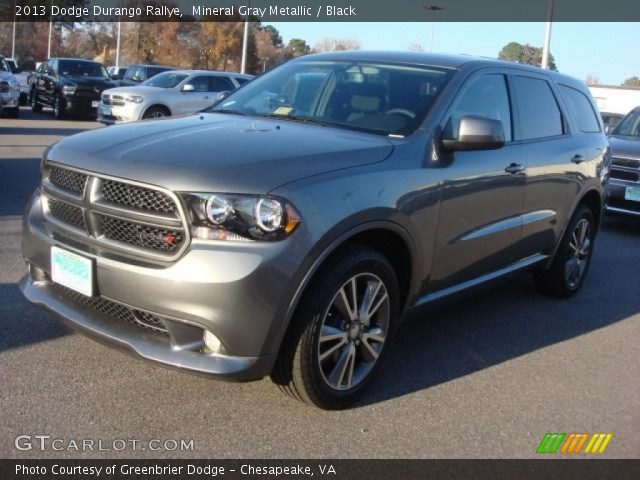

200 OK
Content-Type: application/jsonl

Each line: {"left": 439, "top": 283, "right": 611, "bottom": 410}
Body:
{"left": 181, "top": 193, "right": 301, "bottom": 241}
{"left": 0, "top": 81, "right": 10, "bottom": 93}
{"left": 125, "top": 95, "right": 144, "bottom": 104}
{"left": 62, "top": 85, "right": 76, "bottom": 95}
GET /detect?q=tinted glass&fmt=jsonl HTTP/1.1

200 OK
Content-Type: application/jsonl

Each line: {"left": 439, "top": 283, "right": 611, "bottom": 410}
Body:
{"left": 147, "top": 67, "right": 171, "bottom": 78}
{"left": 235, "top": 77, "right": 250, "bottom": 85}
{"left": 559, "top": 85, "right": 600, "bottom": 133}
{"left": 613, "top": 109, "right": 640, "bottom": 137}
{"left": 449, "top": 74, "right": 512, "bottom": 141}
{"left": 513, "top": 76, "right": 563, "bottom": 139}
{"left": 188, "top": 76, "right": 211, "bottom": 92}
{"left": 209, "top": 76, "right": 234, "bottom": 92}
{"left": 58, "top": 60, "right": 108, "bottom": 79}
{"left": 210, "top": 60, "right": 454, "bottom": 136}
{"left": 143, "top": 72, "right": 188, "bottom": 88}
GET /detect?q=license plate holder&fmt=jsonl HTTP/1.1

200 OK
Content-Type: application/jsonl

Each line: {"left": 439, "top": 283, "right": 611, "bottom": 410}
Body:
{"left": 91, "top": 100, "right": 100, "bottom": 108}
{"left": 624, "top": 186, "right": 640, "bottom": 203}
{"left": 51, "top": 246, "right": 94, "bottom": 297}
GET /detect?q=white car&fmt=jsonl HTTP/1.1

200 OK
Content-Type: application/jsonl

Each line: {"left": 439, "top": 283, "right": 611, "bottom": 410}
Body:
{"left": 4, "top": 57, "right": 29, "bottom": 104}
{"left": 0, "top": 56, "right": 20, "bottom": 117}
{"left": 98, "top": 70, "right": 252, "bottom": 124}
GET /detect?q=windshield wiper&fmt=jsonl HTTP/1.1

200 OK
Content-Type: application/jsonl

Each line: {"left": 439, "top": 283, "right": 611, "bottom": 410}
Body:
{"left": 258, "top": 113, "right": 328, "bottom": 126}
{"left": 209, "top": 109, "right": 247, "bottom": 116}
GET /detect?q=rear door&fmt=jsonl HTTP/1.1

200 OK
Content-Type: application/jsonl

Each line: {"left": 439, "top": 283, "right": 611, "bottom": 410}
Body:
{"left": 429, "top": 70, "right": 527, "bottom": 291}
{"left": 510, "top": 74, "right": 589, "bottom": 257}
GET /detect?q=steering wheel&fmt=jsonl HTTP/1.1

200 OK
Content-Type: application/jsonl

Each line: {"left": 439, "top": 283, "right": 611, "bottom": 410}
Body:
{"left": 385, "top": 108, "right": 416, "bottom": 119}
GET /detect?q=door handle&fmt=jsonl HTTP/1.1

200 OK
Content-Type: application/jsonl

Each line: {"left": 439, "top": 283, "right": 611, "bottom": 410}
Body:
{"left": 505, "top": 163, "right": 525, "bottom": 174}
{"left": 571, "top": 154, "right": 586, "bottom": 164}
{"left": 204, "top": 96, "right": 209, "bottom": 99}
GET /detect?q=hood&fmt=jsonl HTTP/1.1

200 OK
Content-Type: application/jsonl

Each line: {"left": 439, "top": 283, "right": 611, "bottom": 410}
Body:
{"left": 102, "top": 85, "right": 168, "bottom": 96}
{"left": 46, "top": 113, "right": 394, "bottom": 193}
{"left": 0, "top": 71, "right": 17, "bottom": 84}
{"left": 609, "top": 135, "right": 640, "bottom": 159}
{"left": 62, "top": 76, "right": 115, "bottom": 89}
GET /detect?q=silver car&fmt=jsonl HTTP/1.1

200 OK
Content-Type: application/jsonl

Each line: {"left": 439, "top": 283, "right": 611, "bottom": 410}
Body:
{"left": 98, "top": 70, "right": 252, "bottom": 124}
{"left": 0, "top": 56, "right": 20, "bottom": 117}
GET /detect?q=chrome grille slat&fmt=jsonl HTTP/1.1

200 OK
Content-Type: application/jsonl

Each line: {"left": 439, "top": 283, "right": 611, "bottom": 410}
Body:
{"left": 47, "top": 197, "right": 87, "bottom": 231}
{"left": 41, "top": 164, "right": 189, "bottom": 261}
{"left": 49, "top": 167, "right": 87, "bottom": 195}
{"left": 101, "top": 179, "right": 177, "bottom": 215}
{"left": 98, "top": 214, "right": 184, "bottom": 252}
{"left": 612, "top": 157, "right": 640, "bottom": 170}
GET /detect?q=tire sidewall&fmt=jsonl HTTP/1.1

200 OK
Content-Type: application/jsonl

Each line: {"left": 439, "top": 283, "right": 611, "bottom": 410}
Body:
{"left": 300, "top": 253, "right": 400, "bottom": 407}
{"left": 558, "top": 206, "right": 595, "bottom": 294}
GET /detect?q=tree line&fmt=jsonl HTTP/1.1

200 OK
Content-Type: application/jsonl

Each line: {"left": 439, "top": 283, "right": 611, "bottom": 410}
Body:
{"left": 0, "top": 21, "right": 360, "bottom": 74}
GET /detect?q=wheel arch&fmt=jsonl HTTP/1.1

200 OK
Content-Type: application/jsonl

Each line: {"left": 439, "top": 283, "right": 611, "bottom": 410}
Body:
{"left": 142, "top": 103, "right": 172, "bottom": 118}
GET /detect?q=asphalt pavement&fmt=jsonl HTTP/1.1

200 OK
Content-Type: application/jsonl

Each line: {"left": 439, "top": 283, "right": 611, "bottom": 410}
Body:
{"left": 1, "top": 107, "right": 639, "bottom": 459}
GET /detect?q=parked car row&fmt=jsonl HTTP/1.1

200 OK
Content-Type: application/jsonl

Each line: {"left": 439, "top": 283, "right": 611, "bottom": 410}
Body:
{"left": 0, "top": 55, "right": 21, "bottom": 117}
{"left": 25, "top": 57, "right": 253, "bottom": 122}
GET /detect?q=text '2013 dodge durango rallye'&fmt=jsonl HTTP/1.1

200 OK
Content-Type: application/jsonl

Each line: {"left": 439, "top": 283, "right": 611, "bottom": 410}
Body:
{"left": 21, "top": 52, "right": 609, "bottom": 409}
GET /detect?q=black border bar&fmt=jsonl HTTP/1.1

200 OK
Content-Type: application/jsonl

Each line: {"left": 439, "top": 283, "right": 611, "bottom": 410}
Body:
{"left": 2, "top": 459, "right": 640, "bottom": 480}
{"left": 3, "top": 0, "right": 640, "bottom": 22}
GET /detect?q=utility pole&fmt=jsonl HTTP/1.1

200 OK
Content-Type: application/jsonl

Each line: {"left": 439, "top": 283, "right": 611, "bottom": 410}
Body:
{"left": 424, "top": 5, "right": 444, "bottom": 52}
{"left": 541, "top": 0, "right": 555, "bottom": 69}
{"left": 11, "top": 0, "right": 16, "bottom": 58}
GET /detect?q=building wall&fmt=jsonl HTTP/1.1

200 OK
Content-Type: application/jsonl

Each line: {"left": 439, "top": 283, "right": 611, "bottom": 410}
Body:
{"left": 588, "top": 85, "right": 640, "bottom": 115}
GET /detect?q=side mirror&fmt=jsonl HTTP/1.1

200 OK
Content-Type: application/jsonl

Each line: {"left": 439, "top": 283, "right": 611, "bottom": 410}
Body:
{"left": 131, "top": 75, "right": 142, "bottom": 82}
{"left": 181, "top": 84, "right": 195, "bottom": 92}
{"left": 605, "top": 125, "right": 613, "bottom": 135}
{"left": 442, "top": 115, "right": 505, "bottom": 151}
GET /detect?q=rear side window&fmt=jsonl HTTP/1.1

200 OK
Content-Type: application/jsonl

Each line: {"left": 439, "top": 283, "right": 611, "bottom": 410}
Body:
{"left": 209, "top": 76, "right": 234, "bottom": 92}
{"left": 147, "top": 67, "right": 169, "bottom": 78}
{"left": 559, "top": 85, "right": 601, "bottom": 133}
{"left": 235, "top": 77, "right": 250, "bottom": 85}
{"left": 512, "top": 76, "right": 563, "bottom": 140}
{"left": 449, "top": 74, "right": 513, "bottom": 142}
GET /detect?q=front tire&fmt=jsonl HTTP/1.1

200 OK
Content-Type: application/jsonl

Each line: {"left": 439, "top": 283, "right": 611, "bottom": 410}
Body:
{"left": 30, "top": 90, "right": 42, "bottom": 112}
{"left": 534, "top": 205, "right": 595, "bottom": 298}
{"left": 272, "top": 245, "right": 399, "bottom": 409}
{"left": 53, "top": 94, "right": 66, "bottom": 119}
{"left": 142, "top": 106, "right": 169, "bottom": 120}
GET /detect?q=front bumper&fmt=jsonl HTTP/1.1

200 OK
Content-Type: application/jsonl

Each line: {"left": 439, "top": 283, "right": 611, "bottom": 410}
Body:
{"left": 20, "top": 191, "right": 308, "bottom": 380}
{"left": 63, "top": 94, "right": 101, "bottom": 115}
{"left": 97, "top": 102, "right": 143, "bottom": 125}
{"left": 0, "top": 91, "right": 20, "bottom": 111}
{"left": 606, "top": 180, "right": 640, "bottom": 217}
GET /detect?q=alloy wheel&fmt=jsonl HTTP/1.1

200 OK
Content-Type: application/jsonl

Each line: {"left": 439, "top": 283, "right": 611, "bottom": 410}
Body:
{"left": 317, "top": 273, "right": 390, "bottom": 391}
{"left": 565, "top": 218, "right": 591, "bottom": 289}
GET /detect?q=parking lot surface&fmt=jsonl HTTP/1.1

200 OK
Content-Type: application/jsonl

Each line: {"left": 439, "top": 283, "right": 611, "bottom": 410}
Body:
{"left": 1, "top": 108, "right": 639, "bottom": 458}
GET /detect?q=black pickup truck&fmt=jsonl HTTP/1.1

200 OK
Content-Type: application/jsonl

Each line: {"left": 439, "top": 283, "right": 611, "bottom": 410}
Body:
{"left": 28, "top": 58, "right": 115, "bottom": 119}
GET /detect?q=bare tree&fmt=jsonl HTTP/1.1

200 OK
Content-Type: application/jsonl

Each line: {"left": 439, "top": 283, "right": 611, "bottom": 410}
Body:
{"left": 314, "top": 37, "right": 361, "bottom": 52}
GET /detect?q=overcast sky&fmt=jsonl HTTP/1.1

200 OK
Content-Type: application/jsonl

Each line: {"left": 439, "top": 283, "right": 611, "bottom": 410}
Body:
{"left": 270, "top": 22, "right": 639, "bottom": 85}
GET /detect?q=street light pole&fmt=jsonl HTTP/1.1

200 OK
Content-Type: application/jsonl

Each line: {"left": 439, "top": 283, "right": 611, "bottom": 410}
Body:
{"left": 541, "top": 0, "right": 555, "bottom": 69}
{"left": 424, "top": 5, "right": 444, "bottom": 52}
{"left": 115, "top": 21, "right": 121, "bottom": 67}
{"left": 47, "top": 0, "right": 53, "bottom": 58}
{"left": 11, "top": 0, "right": 16, "bottom": 58}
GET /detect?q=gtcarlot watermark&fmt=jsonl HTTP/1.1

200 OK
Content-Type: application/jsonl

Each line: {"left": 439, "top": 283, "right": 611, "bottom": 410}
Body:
{"left": 14, "top": 435, "right": 194, "bottom": 452}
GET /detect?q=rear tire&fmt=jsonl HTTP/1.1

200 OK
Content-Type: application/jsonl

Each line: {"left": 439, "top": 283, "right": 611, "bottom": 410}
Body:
{"left": 534, "top": 205, "right": 595, "bottom": 298}
{"left": 30, "top": 90, "right": 42, "bottom": 112}
{"left": 271, "top": 245, "right": 399, "bottom": 409}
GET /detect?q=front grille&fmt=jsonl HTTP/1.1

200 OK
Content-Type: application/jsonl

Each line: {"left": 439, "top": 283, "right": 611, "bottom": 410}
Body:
{"left": 52, "top": 283, "right": 168, "bottom": 335}
{"left": 610, "top": 169, "right": 639, "bottom": 182}
{"left": 101, "top": 94, "right": 125, "bottom": 107}
{"left": 102, "top": 180, "right": 177, "bottom": 214}
{"left": 49, "top": 167, "right": 87, "bottom": 195}
{"left": 47, "top": 198, "right": 86, "bottom": 231}
{"left": 98, "top": 215, "right": 184, "bottom": 252}
{"left": 42, "top": 165, "right": 188, "bottom": 260}
{"left": 612, "top": 157, "right": 640, "bottom": 169}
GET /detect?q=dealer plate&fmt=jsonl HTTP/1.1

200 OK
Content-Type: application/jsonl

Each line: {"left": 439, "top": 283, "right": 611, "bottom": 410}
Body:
{"left": 91, "top": 100, "right": 100, "bottom": 108}
{"left": 51, "top": 246, "right": 94, "bottom": 297}
{"left": 625, "top": 186, "right": 640, "bottom": 203}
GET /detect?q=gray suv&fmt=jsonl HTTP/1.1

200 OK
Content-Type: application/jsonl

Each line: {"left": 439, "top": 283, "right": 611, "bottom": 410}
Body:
{"left": 20, "top": 52, "right": 609, "bottom": 409}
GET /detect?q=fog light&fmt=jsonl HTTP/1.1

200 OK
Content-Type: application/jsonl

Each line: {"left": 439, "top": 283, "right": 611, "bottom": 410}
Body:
{"left": 203, "top": 330, "right": 222, "bottom": 353}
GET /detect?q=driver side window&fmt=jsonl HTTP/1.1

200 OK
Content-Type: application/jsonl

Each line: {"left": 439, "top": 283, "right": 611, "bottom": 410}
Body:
{"left": 449, "top": 74, "right": 512, "bottom": 142}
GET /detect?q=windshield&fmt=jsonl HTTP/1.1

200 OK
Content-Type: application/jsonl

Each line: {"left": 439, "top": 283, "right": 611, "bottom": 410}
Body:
{"left": 209, "top": 60, "right": 454, "bottom": 136}
{"left": 142, "top": 72, "right": 188, "bottom": 88}
{"left": 59, "top": 60, "right": 109, "bottom": 79}
{"left": 6, "top": 59, "right": 18, "bottom": 73}
{"left": 612, "top": 110, "right": 640, "bottom": 137}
